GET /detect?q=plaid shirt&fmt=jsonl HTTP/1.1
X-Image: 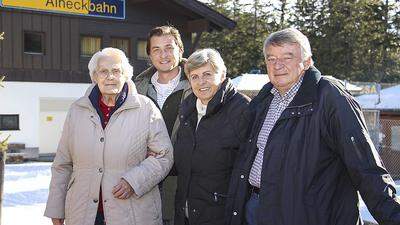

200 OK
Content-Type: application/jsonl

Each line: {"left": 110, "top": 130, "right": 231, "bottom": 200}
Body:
{"left": 249, "top": 76, "right": 304, "bottom": 188}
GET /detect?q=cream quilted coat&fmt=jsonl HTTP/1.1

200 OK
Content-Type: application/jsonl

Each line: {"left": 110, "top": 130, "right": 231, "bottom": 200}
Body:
{"left": 44, "top": 80, "right": 173, "bottom": 225}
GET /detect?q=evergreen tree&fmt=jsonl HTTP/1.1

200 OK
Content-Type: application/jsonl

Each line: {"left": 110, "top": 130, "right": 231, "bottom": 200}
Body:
{"left": 198, "top": 0, "right": 400, "bottom": 82}
{"left": 199, "top": 0, "right": 279, "bottom": 76}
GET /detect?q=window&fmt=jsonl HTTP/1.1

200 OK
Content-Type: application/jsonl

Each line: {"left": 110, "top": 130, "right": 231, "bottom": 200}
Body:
{"left": 137, "top": 40, "right": 148, "bottom": 59}
{"left": 111, "top": 37, "right": 130, "bottom": 57}
{"left": 24, "top": 32, "right": 44, "bottom": 54}
{"left": 81, "top": 36, "right": 101, "bottom": 57}
{"left": 391, "top": 126, "right": 400, "bottom": 151}
{"left": 0, "top": 115, "right": 19, "bottom": 131}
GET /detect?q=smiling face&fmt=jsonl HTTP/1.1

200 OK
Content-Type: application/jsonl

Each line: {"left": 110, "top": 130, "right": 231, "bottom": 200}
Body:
{"left": 189, "top": 63, "right": 225, "bottom": 105}
{"left": 265, "top": 43, "right": 311, "bottom": 95}
{"left": 94, "top": 55, "right": 126, "bottom": 97}
{"left": 149, "top": 34, "right": 182, "bottom": 74}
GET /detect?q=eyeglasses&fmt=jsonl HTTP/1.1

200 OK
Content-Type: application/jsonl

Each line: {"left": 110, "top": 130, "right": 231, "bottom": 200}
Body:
{"left": 96, "top": 68, "right": 122, "bottom": 78}
{"left": 266, "top": 56, "right": 297, "bottom": 65}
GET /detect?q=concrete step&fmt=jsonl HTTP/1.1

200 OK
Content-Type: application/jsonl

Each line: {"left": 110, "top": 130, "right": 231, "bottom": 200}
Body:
{"left": 7, "top": 147, "right": 39, "bottom": 160}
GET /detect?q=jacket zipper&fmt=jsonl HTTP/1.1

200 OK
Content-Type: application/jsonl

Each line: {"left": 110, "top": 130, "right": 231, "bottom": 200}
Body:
{"left": 213, "top": 192, "right": 228, "bottom": 202}
{"left": 350, "top": 136, "right": 363, "bottom": 160}
{"left": 183, "top": 118, "right": 196, "bottom": 218}
{"left": 285, "top": 102, "right": 313, "bottom": 109}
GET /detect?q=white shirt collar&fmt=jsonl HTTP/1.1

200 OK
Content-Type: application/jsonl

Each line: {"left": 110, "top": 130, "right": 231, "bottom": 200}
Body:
{"left": 196, "top": 98, "right": 207, "bottom": 128}
{"left": 150, "top": 66, "right": 182, "bottom": 108}
{"left": 196, "top": 98, "right": 207, "bottom": 116}
{"left": 151, "top": 66, "right": 182, "bottom": 87}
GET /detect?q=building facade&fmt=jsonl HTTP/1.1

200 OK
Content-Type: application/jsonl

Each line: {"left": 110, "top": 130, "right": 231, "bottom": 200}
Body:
{"left": 0, "top": 0, "right": 235, "bottom": 158}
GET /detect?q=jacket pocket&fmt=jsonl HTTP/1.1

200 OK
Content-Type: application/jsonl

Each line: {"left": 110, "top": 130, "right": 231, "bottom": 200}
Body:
{"left": 195, "top": 178, "right": 231, "bottom": 205}
{"left": 218, "top": 137, "right": 239, "bottom": 169}
{"left": 130, "top": 188, "right": 161, "bottom": 224}
{"left": 64, "top": 175, "right": 75, "bottom": 218}
{"left": 195, "top": 204, "right": 226, "bottom": 225}
{"left": 348, "top": 130, "right": 380, "bottom": 167}
{"left": 67, "top": 175, "right": 75, "bottom": 191}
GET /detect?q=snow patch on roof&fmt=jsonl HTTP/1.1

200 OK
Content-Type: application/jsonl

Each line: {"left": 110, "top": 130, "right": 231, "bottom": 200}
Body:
{"left": 356, "top": 84, "right": 400, "bottom": 110}
{"left": 232, "top": 74, "right": 269, "bottom": 91}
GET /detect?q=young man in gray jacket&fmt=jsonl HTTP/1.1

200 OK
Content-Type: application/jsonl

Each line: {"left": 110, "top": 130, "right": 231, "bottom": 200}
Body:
{"left": 134, "top": 25, "right": 191, "bottom": 225}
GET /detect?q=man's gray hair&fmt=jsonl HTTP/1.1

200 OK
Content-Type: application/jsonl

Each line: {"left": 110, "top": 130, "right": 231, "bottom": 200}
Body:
{"left": 88, "top": 47, "right": 133, "bottom": 83}
{"left": 185, "top": 48, "right": 227, "bottom": 78}
{"left": 263, "top": 28, "right": 314, "bottom": 65}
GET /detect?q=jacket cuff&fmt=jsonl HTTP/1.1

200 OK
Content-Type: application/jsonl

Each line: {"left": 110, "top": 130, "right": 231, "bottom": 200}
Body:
{"left": 121, "top": 169, "right": 149, "bottom": 197}
{"left": 44, "top": 201, "right": 65, "bottom": 219}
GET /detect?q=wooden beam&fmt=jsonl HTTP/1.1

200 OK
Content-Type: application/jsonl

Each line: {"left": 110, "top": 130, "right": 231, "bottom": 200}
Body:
{"left": 128, "top": 0, "right": 151, "bottom": 4}
{"left": 173, "top": 0, "right": 236, "bottom": 30}
{"left": 190, "top": 31, "right": 203, "bottom": 54}
{"left": 184, "top": 19, "right": 209, "bottom": 33}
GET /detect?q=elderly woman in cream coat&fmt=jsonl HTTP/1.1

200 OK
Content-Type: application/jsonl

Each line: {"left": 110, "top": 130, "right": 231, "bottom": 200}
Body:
{"left": 44, "top": 47, "right": 173, "bottom": 225}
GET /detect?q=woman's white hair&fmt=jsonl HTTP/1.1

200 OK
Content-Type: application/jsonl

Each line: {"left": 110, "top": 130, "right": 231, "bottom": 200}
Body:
{"left": 263, "top": 27, "right": 314, "bottom": 66}
{"left": 184, "top": 48, "right": 227, "bottom": 78}
{"left": 88, "top": 47, "right": 134, "bottom": 83}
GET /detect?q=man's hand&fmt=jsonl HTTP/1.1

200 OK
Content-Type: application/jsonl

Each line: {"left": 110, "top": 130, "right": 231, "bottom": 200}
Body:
{"left": 112, "top": 178, "right": 136, "bottom": 199}
{"left": 51, "top": 218, "right": 64, "bottom": 225}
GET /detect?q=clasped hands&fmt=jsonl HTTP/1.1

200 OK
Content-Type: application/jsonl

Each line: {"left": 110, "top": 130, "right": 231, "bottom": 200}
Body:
{"left": 112, "top": 178, "right": 136, "bottom": 200}
{"left": 113, "top": 150, "right": 159, "bottom": 199}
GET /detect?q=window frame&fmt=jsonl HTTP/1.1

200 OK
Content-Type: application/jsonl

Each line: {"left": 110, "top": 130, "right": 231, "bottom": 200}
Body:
{"left": 0, "top": 114, "right": 20, "bottom": 131}
{"left": 136, "top": 39, "right": 149, "bottom": 60}
{"left": 80, "top": 35, "right": 103, "bottom": 58}
{"left": 391, "top": 125, "right": 400, "bottom": 151}
{"left": 23, "top": 31, "right": 45, "bottom": 55}
{"left": 110, "top": 36, "right": 131, "bottom": 58}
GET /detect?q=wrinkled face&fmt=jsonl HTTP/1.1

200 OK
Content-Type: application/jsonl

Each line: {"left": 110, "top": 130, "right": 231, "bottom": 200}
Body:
{"left": 265, "top": 43, "right": 310, "bottom": 94}
{"left": 189, "top": 63, "right": 225, "bottom": 105}
{"left": 149, "top": 35, "right": 182, "bottom": 73}
{"left": 94, "top": 55, "right": 126, "bottom": 96}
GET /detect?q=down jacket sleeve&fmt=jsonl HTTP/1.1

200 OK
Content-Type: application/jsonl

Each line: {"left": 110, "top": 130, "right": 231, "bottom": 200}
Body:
{"left": 44, "top": 110, "right": 73, "bottom": 219}
{"left": 122, "top": 100, "right": 173, "bottom": 197}
{"left": 327, "top": 90, "right": 400, "bottom": 225}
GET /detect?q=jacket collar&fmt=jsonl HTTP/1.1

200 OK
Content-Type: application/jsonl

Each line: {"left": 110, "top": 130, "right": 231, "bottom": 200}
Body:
{"left": 76, "top": 80, "right": 141, "bottom": 114}
{"left": 135, "top": 59, "right": 190, "bottom": 101}
{"left": 147, "top": 76, "right": 191, "bottom": 104}
{"left": 135, "top": 59, "right": 188, "bottom": 84}
{"left": 288, "top": 66, "right": 321, "bottom": 107}
{"left": 180, "top": 78, "right": 237, "bottom": 119}
{"left": 254, "top": 66, "right": 321, "bottom": 107}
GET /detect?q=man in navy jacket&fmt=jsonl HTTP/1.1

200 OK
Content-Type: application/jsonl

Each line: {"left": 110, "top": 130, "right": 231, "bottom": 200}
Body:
{"left": 226, "top": 28, "right": 400, "bottom": 225}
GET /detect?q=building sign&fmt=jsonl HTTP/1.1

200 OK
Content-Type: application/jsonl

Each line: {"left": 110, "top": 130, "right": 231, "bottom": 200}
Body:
{"left": 0, "top": 0, "right": 125, "bottom": 19}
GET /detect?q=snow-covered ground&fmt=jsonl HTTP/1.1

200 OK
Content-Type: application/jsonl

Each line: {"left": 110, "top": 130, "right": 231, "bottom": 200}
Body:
{"left": 3, "top": 162, "right": 52, "bottom": 225}
{"left": 3, "top": 162, "right": 399, "bottom": 225}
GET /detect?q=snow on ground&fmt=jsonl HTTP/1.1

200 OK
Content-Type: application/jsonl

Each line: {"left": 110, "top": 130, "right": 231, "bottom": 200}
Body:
{"left": 2, "top": 162, "right": 399, "bottom": 225}
{"left": 3, "top": 162, "right": 52, "bottom": 225}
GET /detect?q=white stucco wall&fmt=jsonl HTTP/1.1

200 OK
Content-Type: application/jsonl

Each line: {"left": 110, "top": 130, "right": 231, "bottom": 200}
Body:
{"left": 0, "top": 81, "right": 91, "bottom": 150}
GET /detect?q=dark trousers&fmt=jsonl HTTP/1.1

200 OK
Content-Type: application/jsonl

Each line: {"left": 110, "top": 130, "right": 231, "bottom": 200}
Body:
{"left": 94, "top": 211, "right": 105, "bottom": 225}
{"left": 163, "top": 219, "right": 173, "bottom": 225}
{"left": 245, "top": 192, "right": 259, "bottom": 225}
{"left": 184, "top": 217, "right": 190, "bottom": 225}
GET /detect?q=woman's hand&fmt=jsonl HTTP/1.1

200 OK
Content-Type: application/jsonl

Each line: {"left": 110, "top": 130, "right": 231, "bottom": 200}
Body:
{"left": 112, "top": 178, "right": 136, "bottom": 199}
{"left": 146, "top": 150, "right": 159, "bottom": 158}
{"left": 51, "top": 218, "right": 64, "bottom": 225}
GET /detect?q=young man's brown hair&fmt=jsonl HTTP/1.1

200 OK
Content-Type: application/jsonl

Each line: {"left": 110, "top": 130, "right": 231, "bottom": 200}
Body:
{"left": 146, "top": 25, "right": 184, "bottom": 56}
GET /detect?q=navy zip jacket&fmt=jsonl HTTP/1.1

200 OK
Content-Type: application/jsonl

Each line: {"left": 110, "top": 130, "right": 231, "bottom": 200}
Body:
{"left": 226, "top": 67, "right": 400, "bottom": 225}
